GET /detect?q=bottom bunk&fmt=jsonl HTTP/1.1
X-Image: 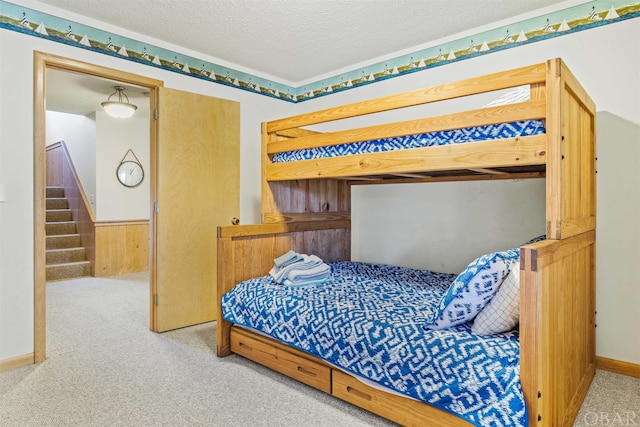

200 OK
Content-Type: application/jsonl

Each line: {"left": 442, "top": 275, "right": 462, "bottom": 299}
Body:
{"left": 216, "top": 221, "right": 596, "bottom": 427}
{"left": 222, "top": 259, "right": 525, "bottom": 425}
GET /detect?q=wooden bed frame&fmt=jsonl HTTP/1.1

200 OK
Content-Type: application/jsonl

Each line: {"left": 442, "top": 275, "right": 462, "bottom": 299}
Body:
{"left": 216, "top": 58, "right": 596, "bottom": 426}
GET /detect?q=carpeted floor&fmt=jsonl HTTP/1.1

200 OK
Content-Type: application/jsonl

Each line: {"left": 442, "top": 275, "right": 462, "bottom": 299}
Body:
{"left": 0, "top": 273, "right": 638, "bottom": 426}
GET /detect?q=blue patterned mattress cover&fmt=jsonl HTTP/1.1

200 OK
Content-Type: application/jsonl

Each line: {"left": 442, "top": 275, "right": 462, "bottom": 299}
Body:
{"left": 271, "top": 119, "right": 545, "bottom": 163}
{"left": 222, "top": 261, "right": 526, "bottom": 426}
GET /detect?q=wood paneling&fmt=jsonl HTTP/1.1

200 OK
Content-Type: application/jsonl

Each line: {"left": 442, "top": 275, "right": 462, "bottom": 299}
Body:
{"left": 45, "top": 142, "right": 64, "bottom": 187}
{"left": 261, "top": 122, "right": 352, "bottom": 232}
{"left": 94, "top": 221, "right": 150, "bottom": 277}
{"left": 57, "top": 143, "right": 96, "bottom": 273}
{"left": 44, "top": 141, "right": 97, "bottom": 273}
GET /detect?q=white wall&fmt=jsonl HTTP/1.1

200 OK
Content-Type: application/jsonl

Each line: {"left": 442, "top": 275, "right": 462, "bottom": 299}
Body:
{"left": 46, "top": 109, "right": 151, "bottom": 220}
{"left": 0, "top": 1, "right": 638, "bottom": 366}
{"left": 595, "top": 111, "right": 640, "bottom": 365}
{"left": 45, "top": 110, "right": 97, "bottom": 213}
{"left": 352, "top": 180, "right": 546, "bottom": 274}
{"left": 46, "top": 111, "right": 151, "bottom": 221}
{"left": 95, "top": 111, "right": 150, "bottom": 221}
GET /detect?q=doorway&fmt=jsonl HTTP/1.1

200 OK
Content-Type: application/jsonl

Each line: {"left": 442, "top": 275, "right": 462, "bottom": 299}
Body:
{"left": 34, "top": 52, "right": 240, "bottom": 363}
{"left": 33, "top": 52, "right": 164, "bottom": 363}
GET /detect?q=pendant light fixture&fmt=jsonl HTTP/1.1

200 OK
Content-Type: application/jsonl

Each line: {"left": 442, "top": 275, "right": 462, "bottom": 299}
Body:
{"left": 101, "top": 85, "right": 137, "bottom": 118}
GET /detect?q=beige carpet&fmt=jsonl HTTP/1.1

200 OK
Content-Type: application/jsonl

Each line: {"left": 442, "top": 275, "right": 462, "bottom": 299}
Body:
{"left": 0, "top": 273, "right": 638, "bottom": 426}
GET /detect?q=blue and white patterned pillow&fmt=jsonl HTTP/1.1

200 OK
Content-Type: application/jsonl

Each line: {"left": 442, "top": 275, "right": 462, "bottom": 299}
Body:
{"left": 425, "top": 248, "right": 519, "bottom": 330}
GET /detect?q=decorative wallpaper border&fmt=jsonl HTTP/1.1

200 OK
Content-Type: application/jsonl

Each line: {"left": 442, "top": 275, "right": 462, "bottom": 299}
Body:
{"left": 1, "top": 0, "right": 639, "bottom": 103}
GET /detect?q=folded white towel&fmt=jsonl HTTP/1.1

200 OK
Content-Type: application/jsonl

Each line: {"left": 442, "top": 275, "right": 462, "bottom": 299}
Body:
{"left": 273, "top": 250, "right": 302, "bottom": 268}
{"left": 286, "top": 263, "right": 330, "bottom": 282}
{"left": 269, "top": 254, "right": 323, "bottom": 283}
{"left": 269, "top": 251, "right": 333, "bottom": 287}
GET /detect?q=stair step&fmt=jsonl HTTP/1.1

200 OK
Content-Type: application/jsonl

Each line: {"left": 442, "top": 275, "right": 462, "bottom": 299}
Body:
{"left": 46, "top": 247, "right": 87, "bottom": 264}
{"left": 46, "top": 209, "right": 73, "bottom": 222}
{"left": 46, "top": 234, "right": 82, "bottom": 250}
{"left": 46, "top": 221, "right": 77, "bottom": 236}
{"left": 46, "top": 187, "right": 65, "bottom": 198}
{"left": 43, "top": 188, "right": 89, "bottom": 281}
{"left": 46, "top": 198, "right": 69, "bottom": 210}
{"left": 46, "top": 261, "right": 90, "bottom": 281}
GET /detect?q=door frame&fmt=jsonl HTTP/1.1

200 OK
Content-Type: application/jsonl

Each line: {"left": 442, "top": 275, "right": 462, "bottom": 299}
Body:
{"left": 33, "top": 51, "right": 164, "bottom": 363}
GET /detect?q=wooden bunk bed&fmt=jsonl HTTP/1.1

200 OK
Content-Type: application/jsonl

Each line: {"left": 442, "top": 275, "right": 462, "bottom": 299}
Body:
{"left": 216, "top": 58, "right": 596, "bottom": 426}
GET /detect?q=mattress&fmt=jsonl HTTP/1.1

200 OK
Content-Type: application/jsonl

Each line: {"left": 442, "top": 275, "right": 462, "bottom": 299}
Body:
{"left": 221, "top": 261, "right": 526, "bottom": 427}
{"left": 271, "top": 119, "right": 545, "bottom": 163}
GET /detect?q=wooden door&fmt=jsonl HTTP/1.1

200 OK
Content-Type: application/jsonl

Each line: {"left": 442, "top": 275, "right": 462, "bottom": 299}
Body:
{"left": 152, "top": 87, "right": 239, "bottom": 332}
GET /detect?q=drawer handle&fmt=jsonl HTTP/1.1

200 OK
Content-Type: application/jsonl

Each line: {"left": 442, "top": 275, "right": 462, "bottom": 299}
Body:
{"left": 346, "top": 385, "right": 372, "bottom": 401}
{"left": 297, "top": 366, "right": 317, "bottom": 377}
{"left": 238, "top": 342, "right": 253, "bottom": 352}
{"left": 257, "top": 349, "right": 277, "bottom": 360}
{"left": 239, "top": 342, "right": 276, "bottom": 359}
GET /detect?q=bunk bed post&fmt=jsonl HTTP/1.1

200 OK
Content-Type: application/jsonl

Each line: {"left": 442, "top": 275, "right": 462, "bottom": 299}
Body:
{"left": 216, "top": 231, "right": 234, "bottom": 357}
{"left": 521, "top": 233, "right": 596, "bottom": 426}
{"left": 544, "top": 58, "right": 597, "bottom": 240}
{"left": 261, "top": 122, "right": 280, "bottom": 221}
{"left": 545, "top": 58, "right": 563, "bottom": 240}
{"left": 521, "top": 58, "right": 596, "bottom": 426}
{"left": 520, "top": 246, "right": 543, "bottom": 425}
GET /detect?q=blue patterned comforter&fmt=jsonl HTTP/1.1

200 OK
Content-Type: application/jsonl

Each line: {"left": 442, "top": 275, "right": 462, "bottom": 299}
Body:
{"left": 272, "top": 120, "right": 545, "bottom": 163}
{"left": 222, "top": 261, "right": 526, "bottom": 426}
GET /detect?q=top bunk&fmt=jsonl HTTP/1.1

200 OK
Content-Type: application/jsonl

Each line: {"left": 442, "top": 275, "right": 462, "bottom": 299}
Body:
{"left": 262, "top": 58, "right": 595, "bottom": 185}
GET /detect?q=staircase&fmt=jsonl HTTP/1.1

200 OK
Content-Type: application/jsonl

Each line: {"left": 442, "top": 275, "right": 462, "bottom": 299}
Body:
{"left": 45, "top": 187, "right": 91, "bottom": 281}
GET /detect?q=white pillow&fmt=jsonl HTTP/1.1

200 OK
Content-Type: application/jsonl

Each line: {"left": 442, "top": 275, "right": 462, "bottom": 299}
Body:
{"left": 472, "top": 266, "right": 520, "bottom": 335}
{"left": 425, "top": 249, "right": 519, "bottom": 330}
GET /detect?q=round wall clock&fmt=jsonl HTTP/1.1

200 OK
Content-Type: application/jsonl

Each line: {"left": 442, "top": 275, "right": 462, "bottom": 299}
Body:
{"left": 116, "top": 149, "right": 144, "bottom": 188}
{"left": 116, "top": 160, "right": 144, "bottom": 187}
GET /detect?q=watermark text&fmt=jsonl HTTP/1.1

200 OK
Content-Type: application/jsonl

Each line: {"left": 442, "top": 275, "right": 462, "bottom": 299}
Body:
{"left": 581, "top": 411, "right": 638, "bottom": 426}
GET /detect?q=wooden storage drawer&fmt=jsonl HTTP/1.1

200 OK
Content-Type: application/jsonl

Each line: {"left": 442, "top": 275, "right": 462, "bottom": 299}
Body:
{"left": 332, "top": 370, "right": 472, "bottom": 427}
{"left": 230, "top": 327, "right": 331, "bottom": 393}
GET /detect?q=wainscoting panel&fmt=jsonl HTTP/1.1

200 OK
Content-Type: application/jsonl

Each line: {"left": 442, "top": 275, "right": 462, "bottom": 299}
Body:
{"left": 94, "top": 221, "right": 149, "bottom": 277}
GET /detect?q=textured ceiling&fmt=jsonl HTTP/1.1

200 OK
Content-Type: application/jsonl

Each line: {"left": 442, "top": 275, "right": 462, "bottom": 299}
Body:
{"left": 35, "top": 0, "right": 566, "bottom": 84}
